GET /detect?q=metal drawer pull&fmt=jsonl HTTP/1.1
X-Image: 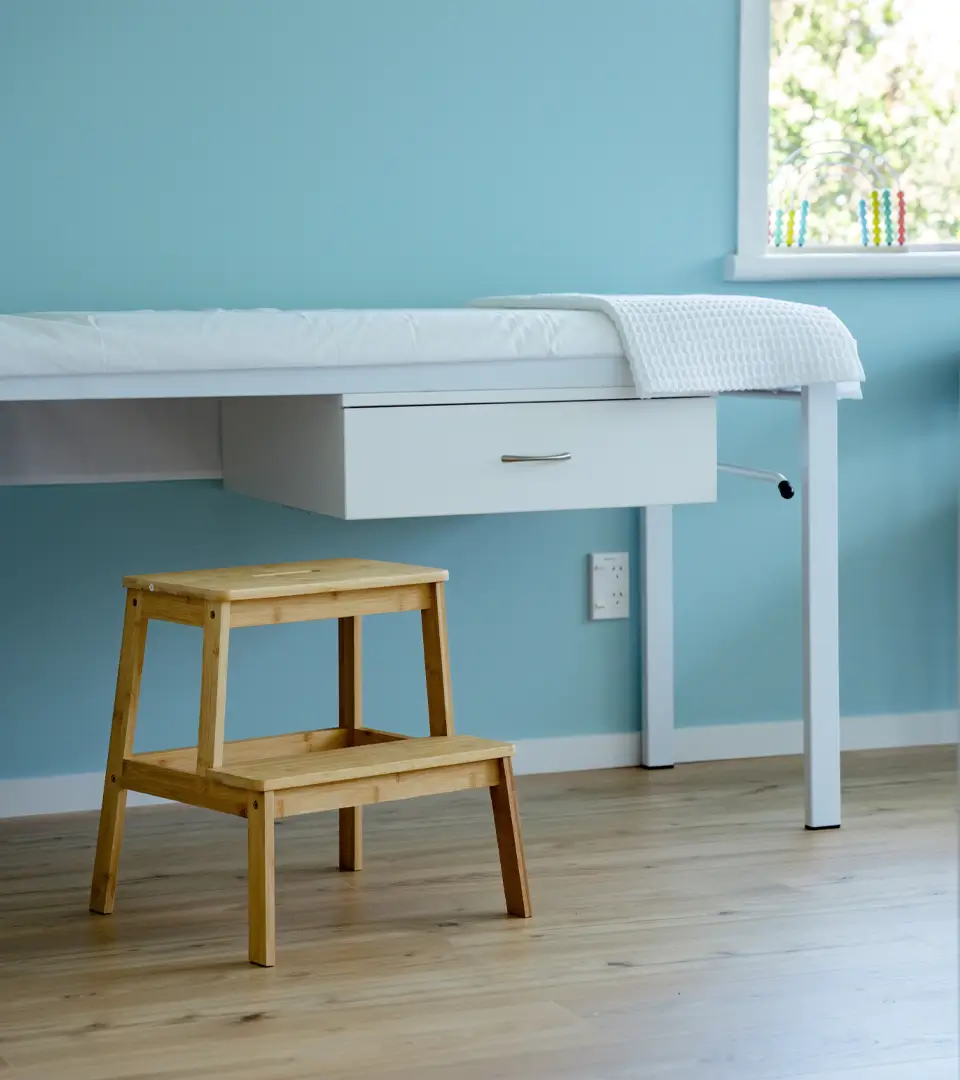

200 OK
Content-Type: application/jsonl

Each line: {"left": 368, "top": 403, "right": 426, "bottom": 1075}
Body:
{"left": 501, "top": 452, "right": 572, "bottom": 463}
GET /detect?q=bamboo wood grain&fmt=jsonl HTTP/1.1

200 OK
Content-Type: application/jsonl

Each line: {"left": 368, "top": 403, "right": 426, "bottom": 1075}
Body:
{"left": 275, "top": 759, "right": 501, "bottom": 818}
{"left": 88, "top": 559, "right": 527, "bottom": 971}
{"left": 353, "top": 728, "right": 409, "bottom": 746}
{"left": 138, "top": 591, "right": 206, "bottom": 627}
{"left": 212, "top": 736, "right": 514, "bottom": 792}
{"left": 121, "top": 759, "right": 248, "bottom": 817}
{"left": 421, "top": 581, "right": 455, "bottom": 737}
{"left": 123, "top": 558, "right": 448, "bottom": 601}
{"left": 196, "top": 602, "right": 230, "bottom": 772}
{"left": 229, "top": 583, "right": 431, "bottom": 627}
{"left": 89, "top": 591, "right": 148, "bottom": 914}
{"left": 247, "top": 792, "right": 276, "bottom": 967}
{"left": 339, "top": 616, "right": 363, "bottom": 871}
{"left": 489, "top": 758, "right": 532, "bottom": 918}
{"left": 131, "top": 727, "right": 356, "bottom": 772}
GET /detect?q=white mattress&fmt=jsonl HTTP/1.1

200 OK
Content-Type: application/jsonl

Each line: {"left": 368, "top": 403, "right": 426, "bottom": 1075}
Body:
{"left": 0, "top": 307, "right": 861, "bottom": 402}
{"left": 0, "top": 308, "right": 624, "bottom": 377}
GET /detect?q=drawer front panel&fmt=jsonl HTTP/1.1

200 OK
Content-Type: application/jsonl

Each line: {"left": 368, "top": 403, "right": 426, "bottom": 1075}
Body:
{"left": 342, "top": 398, "right": 716, "bottom": 519}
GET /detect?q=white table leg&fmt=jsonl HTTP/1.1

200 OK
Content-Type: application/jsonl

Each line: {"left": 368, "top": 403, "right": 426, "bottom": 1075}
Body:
{"left": 641, "top": 505, "right": 675, "bottom": 768}
{"left": 801, "top": 383, "right": 842, "bottom": 829}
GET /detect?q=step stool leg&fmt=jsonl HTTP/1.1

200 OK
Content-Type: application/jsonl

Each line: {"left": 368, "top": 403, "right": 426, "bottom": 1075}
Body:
{"left": 197, "top": 601, "right": 231, "bottom": 772}
{"left": 90, "top": 591, "right": 148, "bottom": 915}
{"left": 247, "top": 792, "right": 276, "bottom": 967}
{"left": 489, "top": 757, "right": 532, "bottom": 918}
{"left": 421, "top": 581, "right": 454, "bottom": 736}
{"left": 338, "top": 616, "right": 363, "bottom": 871}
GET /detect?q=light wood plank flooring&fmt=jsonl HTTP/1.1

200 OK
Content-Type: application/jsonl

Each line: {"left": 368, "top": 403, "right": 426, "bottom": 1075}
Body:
{"left": 0, "top": 747, "right": 956, "bottom": 1079}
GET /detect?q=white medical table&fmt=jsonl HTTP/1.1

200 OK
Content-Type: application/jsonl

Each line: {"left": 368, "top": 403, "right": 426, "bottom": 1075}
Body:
{"left": 0, "top": 305, "right": 855, "bottom": 830}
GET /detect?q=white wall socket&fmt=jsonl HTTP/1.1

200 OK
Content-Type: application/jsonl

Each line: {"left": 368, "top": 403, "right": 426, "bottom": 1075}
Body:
{"left": 589, "top": 552, "right": 629, "bottom": 620}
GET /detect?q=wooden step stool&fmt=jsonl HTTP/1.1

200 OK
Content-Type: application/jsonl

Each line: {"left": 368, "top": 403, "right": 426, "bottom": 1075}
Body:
{"left": 89, "top": 558, "right": 531, "bottom": 966}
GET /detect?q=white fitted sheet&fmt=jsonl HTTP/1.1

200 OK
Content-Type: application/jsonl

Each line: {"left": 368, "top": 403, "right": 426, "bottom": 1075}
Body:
{"left": 0, "top": 308, "right": 624, "bottom": 378}
{"left": 0, "top": 306, "right": 862, "bottom": 402}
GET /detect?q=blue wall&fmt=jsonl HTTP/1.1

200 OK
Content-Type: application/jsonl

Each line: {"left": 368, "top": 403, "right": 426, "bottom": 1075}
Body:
{"left": 1, "top": 0, "right": 957, "bottom": 779}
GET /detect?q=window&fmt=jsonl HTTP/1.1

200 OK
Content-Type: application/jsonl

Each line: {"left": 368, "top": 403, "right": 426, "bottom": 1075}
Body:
{"left": 729, "top": 0, "right": 960, "bottom": 280}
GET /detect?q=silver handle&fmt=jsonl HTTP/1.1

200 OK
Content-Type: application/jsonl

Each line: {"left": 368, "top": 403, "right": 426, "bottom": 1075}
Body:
{"left": 501, "top": 452, "right": 572, "bottom": 463}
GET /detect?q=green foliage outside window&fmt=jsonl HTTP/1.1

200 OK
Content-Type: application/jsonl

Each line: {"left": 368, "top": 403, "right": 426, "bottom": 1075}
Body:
{"left": 770, "top": 0, "right": 960, "bottom": 245}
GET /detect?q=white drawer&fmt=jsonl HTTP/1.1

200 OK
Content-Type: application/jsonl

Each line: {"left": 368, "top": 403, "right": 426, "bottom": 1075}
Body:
{"left": 222, "top": 396, "right": 717, "bottom": 519}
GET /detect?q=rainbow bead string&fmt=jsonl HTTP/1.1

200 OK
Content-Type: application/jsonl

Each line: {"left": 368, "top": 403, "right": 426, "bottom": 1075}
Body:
{"left": 858, "top": 199, "right": 869, "bottom": 246}
{"left": 772, "top": 188, "right": 904, "bottom": 249}
{"left": 882, "top": 189, "right": 894, "bottom": 246}
{"left": 769, "top": 202, "right": 810, "bottom": 248}
{"left": 770, "top": 138, "right": 908, "bottom": 250}
{"left": 856, "top": 190, "right": 908, "bottom": 247}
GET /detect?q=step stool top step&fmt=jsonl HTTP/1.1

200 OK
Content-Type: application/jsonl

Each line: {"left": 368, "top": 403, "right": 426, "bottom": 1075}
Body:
{"left": 211, "top": 735, "right": 514, "bottom": 792}
{"left": 124, "top": 558, "right": 449, "bottom": 601}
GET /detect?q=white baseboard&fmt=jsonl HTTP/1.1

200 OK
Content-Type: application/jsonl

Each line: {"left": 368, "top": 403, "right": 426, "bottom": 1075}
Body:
{"left": 675, "top": 709, "right": 959, "bottom": 763}
{"left": 511, "top": 732, "right": 644, "bottom": 775}
{"left": 1, "top": 711, "right": 956, "bottom": 820}
{"left": 0, "top": 774, "right": 167, "bottom": 820}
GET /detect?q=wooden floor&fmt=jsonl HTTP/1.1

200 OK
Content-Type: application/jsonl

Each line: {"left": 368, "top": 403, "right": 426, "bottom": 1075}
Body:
{"left": 0, "top": 747, "right": 956, "bottom": 1079}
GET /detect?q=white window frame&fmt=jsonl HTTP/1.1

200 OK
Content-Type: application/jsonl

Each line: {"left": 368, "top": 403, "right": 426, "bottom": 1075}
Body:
{"left": 726, "top": 0, "right": 960, "bottom": 281}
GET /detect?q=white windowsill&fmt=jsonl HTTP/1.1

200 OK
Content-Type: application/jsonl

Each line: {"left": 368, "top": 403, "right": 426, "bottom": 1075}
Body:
{"left": 726, "top": 249, "right": 960, "bottom": 282}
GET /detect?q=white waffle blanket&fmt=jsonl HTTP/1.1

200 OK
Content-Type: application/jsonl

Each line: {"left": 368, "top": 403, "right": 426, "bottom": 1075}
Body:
{"left": 472, "top": 294, "right": 865, "bottom": 398}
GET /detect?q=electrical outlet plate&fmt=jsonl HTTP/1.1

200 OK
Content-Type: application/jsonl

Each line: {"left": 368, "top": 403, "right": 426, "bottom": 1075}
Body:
{"left": 589, "top": 552, "right": 629, "bottom": 620}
